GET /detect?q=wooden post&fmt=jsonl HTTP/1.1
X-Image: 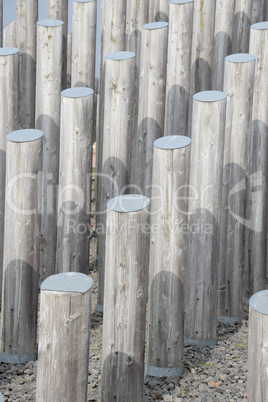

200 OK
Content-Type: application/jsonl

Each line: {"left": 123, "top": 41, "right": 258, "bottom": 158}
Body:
{"left": 245, "top": 22, "right": 268, "bottom": 297}
{"left": 133, "top": 21, "right": 168, "bottom": 196}
{"left": 71, "top": 0, "right": 97, "bottom": 88}
{"left": 184, "top": 90, "right": 227, "bottom": 346}
{"left": 145, "top": 135, "right": 191, "bottom": 377}
{"left": 0, "top": 129, "right": 43, "bottom": 363}
{"left": 0, "top": 0, "right": 2, "bottom": 47}
{"left": 148, "top": 0, "right": 169, "bottom": 22}
{"left": 218, "top": 53, "right": 255, "bottom": 322}
{"left": 212, "top": 0, "right": 235, "bottom": 91}
{"left": 3, "top": 21, "right": 16, "bottom": 47}
{"left": 56, "top": 87, "right": 94, "bottom": 275}
{"left": 101, "top": 194, "right": 150, "bottom": 402}
{"left": 16, "top": 0, "right": 38, "bottom": 129}
{"left": 0, "top": 47, "right": 19, "bottom": 300}
{"left": 67, "top": 32, "right": 72, "bottom": 88}
{"left": 48, "top": 0, "right": 68, "bottom": 89}
{"left": 36, "top": 272, "right": 93, "bottom": 402}
{"left": 251, "top": 0, "right": 267, "bottom": 23}
{"left": 164, "top": 0, "right": 193, "bottom": 137}
{"left": 35, "top": 19, "right": 63, "bottom": 283}
{"left": 97, "top": 51, "right": 135, "bottom": 311}
{"left": 232, "top": 0, "right": 253, "bottom": 53}
{"left": 248, "top": 289, "right": 268, "bottom": 401}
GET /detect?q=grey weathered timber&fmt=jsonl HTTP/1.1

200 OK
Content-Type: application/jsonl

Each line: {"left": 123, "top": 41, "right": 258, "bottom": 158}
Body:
{"left": 3, "top": 21, "right": 16, "bottom": 47}
{"left": 164, "top": 0, "right": 193, "bottom": 137}
{"left": 56, "top": 87, "right": 94, "bottom": 275}
{"left": 0, "top": 47, "right": 19, "bottom": 300}
{"left": 71, "top": 0, "right": 97, "bottom": 88}
{"left": 245, "top": 22, "right": 268, "bottom": 297}
{"left": 0, "top": 0, "right": 2, "bottom": 47}
{"left": 48, "top": 0, "right": 68, "bottom": 88}
{"left": 184, "top": 91, "right": 227, "bottom": 345}
{"left": 212, "top": 0, "right": 235, "bottom": 91}
{"left": 35, "top": 19, "right": 63, "bottom": 283}
{"left": 133, "top": 22, "right": 168, "bottom": 196}
{"left": 0, "top": 129, "right": 43, "bottom": 363}
{"left": 67, "top": 32, "right": 72, "bottom": 88}
{"left": 101, "top": 194, "right": 150, "bottom": 402}
{"left": 97, "top": 51, "right": 135, "bottom": 311}
{"left": 232, "top": 0, "right": 253, "bottom": 53}
{"left": 251, "top": 0, "right": 267, "bottom": 23}
{"left": 248, "top": 290, "right": 268, "bottom": 401}
{"left": 148, "top": 0, "right": 169, "bottom": 22}
{"left": 36, "top": 272, "right": 93, "bottom": 402}
{"left": 146, "top": 136, "right": 191, "bottom": 377}
{"left": 218, "top": 53, "right": 255, "bottom": 322}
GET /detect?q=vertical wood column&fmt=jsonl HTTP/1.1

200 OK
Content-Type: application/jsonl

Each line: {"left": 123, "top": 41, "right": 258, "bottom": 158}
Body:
{"left": 232, "top": 0, "right": 253, "bottom": 53}
{"left": 3, "top": 21, "right": 16, "bottom": 47}
{"left": 0, "top": 0, "right": 2, "bottom": 47}
{"left": 148, "top": 0, "right": 169, "bottom": 22}
{"left": 0, "top": 129, "right": 43, "bottom": 363}
{"left": 251, "top": 0, "right": 267, "bottom": 24}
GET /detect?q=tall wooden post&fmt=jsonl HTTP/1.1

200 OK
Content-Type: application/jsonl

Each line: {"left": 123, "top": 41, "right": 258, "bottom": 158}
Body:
{"left": 148, "top": 0, "right": 169, "bottom": 22}
{"left": 133, "top": 21, "right": 168, "bottom": 196}
{"left": 218, "top": 53, "right": 255, "bottom": 322}
{"left": 0, "top": 48, "right": 19, "bottom": 300}
{"left": 97, "top": 51, "right": 135, "bottom": 311}
{"left": 3, "top": 21, "right": 16, "bottom": 47}
{"left": 56, "top": 87, "right": 94, "bottom": 275}
{"left": 48, "top": 0, "right": 68, "bottom": 89}
{"left": 248, "top": 290, "right": 268, "bottom": 401}
{"left": 67, "top": 32, "right": 72, "bottom": 87}
{"left": 146, "top": 135, "right": 191, "bottom": 377}
{"left": 71, "top": 0, "right": 97, "bottom": 88}
{"left": 0, "top": 0, "right": 2, "bottom": 47}
{"left": 184, "top": 91, "right": 227, "bottom": 345}
{"left": 251, "top": 0, "right": 267, "bottom": 23}
{"left": 232, "top": 0, "right": 253, "bottom": 53}
{"left": 36, "top": 272, "right": 93, "bottom": 402}
{"left": 35, "top": 19, "right": 63, "bottom": 283}
{"left": 0, "top": 129, "right": 43, "bottom": 363}
{"left": 164, "top": 0, "right": 193, "bottom": 137}
{"left": 101, "top": 194, "right": 150, "bottom": 402}
{"left": 212, "top": 0, "right": 235, "bottom": 91}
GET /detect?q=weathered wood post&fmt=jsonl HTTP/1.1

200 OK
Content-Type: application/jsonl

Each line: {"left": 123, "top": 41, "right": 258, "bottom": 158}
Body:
{"left": 0, "top": 47, "right": 19, "bottom": 300}
{"left": 212, "top": 0, "right": 235, "bottom": 91}
{"left": 101, "top": 194, "right": 150, "bottom": 402}
{"left": 48, "top": 0, "right": 68, "bottom": 88}
{"left": 3, "top": 21, "right": 16, "bottom": 47}
{"left": 0, "top": 129, "right": 43, "bottom": 363}
{"left": 0, "top": 0, "right": 2, "bottom": 47}
{"left": 251, "top": 0, "right": 267, "bottom": 23}
{"left": 245, "top": 22, "right": 268, "bottom": 297}
{"left": 56, "top": 87, "right": 94, "bottom": 274}
{"left": 248, "top": 289, "right": 268, "bottom": 401}
{"left": 232, "top": 0, "right": 253, "bottom": 53}
{"left": 218, "top": 53, "right": 255, "bottom": 321}
{"left": 67, "top": 32, "right": 72, "bottom": 87}
{"left": 35, "top": 19, "right": 63, "bottom": 283}
{"left": 164, "top": 0, "right": 193, "bottom": 137}
{"left": 146, "top": 135, "right": 191, "bottom": 377}
{"left": 148, "top": 0, "right": 169, "bottom": 22}
{"left": 133, "top": 21, "right": 168, "bottom": 196}
{"left": 16, "top": 0, "right": 38, "bottom": 129}
{"left": 36, "top": 272, "right": 93, "bottom": 402}
{"left": 184, "top": 90, "right": 227, "bottom": 345}
{"left": 71, "top": 0, "right": 97, "bottom": 88}
{"left": 97, "top": 51, "right": 135, "bottom": 311}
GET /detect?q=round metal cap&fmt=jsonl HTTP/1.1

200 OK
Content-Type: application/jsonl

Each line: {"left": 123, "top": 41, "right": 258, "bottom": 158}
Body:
{"left": 107, "top": 194, "right": 150, "bottom": 213}
{"left": 61, "top": 87, "right": 94, "bottom": 98}
{"left": 7, "top": 129, "right": 43, "bottom": 143}
{"left": 0, "top": 47, "right": 19, "bottom": 56}
{"left": 142, "top": 21, "right": 168, "bottom": 30}
{"left": 37, "top": 19, "right": 64, "bottom": 27}
{"left": 193, "top": 90, "right": 227, "bottom": 103}
{"left": 154, "top": 135, "right": 191, "bottom": 150}
{"left": 106, "top": 51, "right": 135, "bottom": 61}
{"left": 41, "top": 272, "right": 93, "bottom": 294}
{"left": 225, "top": 53, "right": 256, "bottom": 63}
{"left": 249, "top": 289, "right": 268, "bottom": 315}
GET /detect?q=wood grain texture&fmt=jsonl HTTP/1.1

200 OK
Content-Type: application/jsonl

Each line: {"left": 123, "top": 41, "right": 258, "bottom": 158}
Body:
{"left": 232, "top": 0, "right": 253, "bottom": 53}
{"left": 148, "top": 0, "right": 169, "bottom": 22}
{"left": 251, "top": 0, "right": 267, "bottom": 24}
{"left": 0, "top": 0, "right": 2, "bottom": 47}
{"left": 3, "top": 21, "right": 16, "bottom": 47}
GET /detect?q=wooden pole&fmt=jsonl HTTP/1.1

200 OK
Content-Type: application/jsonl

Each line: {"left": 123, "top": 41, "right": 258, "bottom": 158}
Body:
{"left": 248, "top": 289, "right": 268, "bottom": 401}
{"left": 0, "top": 47, "right": 19, "bottom": 300}
{"left": 0, "top": 129, "right": 43, "bottom": 363}
{"left": 218, "top": 53, "right": 255, "bottom": 322}
{"left": 56, "top": 87, "right": 94, "bottom": 275}
{"left": 35, "top": 19, "right": 63, "bottom": 283}
{"left": 97, "top": 51, "right": 135, "bottom": 311}
{"left": 101, "top": 194, "right": 150, "bottom": 402}
{"left": 0, "top": 0, "right": 2, "bottom": 47}
{"left": 36, "top": 272, "right": 93, "bottom": 402}
{"left": 148, "top": 0, "right": 169, "bottom": 22}
{"left": 232, "top": 0, "right": 253, "bottom": 53}
{"left": 251, "top": 0, "right": 267, "bottom": 23}
{"left": 48, "top": 0, "right": 68, "bottom": 89}
{"left": 133, "top": 21, "right": 168, "bottom": 196}
{"left": 67, "top": 32, "right": 72, "bottom": 88}
{"left": 184, "top": 90, "right": 226, "bottom": 346}
{"left": 71, "top": 0, "right": 97, "bottom": 88}
{"left": 3, "top": 21, "right": 16, "bottom": 47}
{"left": 16, "top": 0, "right": 38, "bottom": 129}
{"left": 164, "top": 0, "right": 193, "bottom": 137}
{"left": 212, "top": 0, "right": 235, "bottom": 91}
{"left": 145, "top": 135, "right": 191, "bottom": 377}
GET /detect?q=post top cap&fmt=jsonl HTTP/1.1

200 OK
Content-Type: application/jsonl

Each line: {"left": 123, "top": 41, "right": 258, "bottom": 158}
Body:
{"left": 0, "top": 47, "right": 19, "bottom": 56}
{"left": 106, "top": 51, "right": 135, "bottom": 61}
{"left": 170, "top": 0, "right": 193, "bottom": 4}
{"left": 154, "top": 135, "right": 191, "bottom": 150}
{"left": 251, "top": 21, "right": 268, "bottom": 30}
{"left": 107, "top": 194, "right": 150, "bottom": 213}
{"left": 225, "top": 53, "right": 256, "bottom": 63}
{"left": 193, "top": 90, "right": 227, "bottom": 103}
{"left": 0, "top": 392, "right": 4, "bottom": 402}
{"left": 37, "top": 19, "right": 64, "bottom": 27}
{"left": 61, "top": 87, "right": 94, "bottom": 98}
{"left": 142, "top": 21, "right": 168, "bottom": 30}
{"left": 7, "top": 129, "right": 43, "bottom": 143}
{"left": 249, "top": 289, "right": 268, "bottom": 315}
{"left": 41, "top": 272, "right": 93, "bottom": 294}
{"left": 74, "top": 0, "right": 96, "bottom": 2}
